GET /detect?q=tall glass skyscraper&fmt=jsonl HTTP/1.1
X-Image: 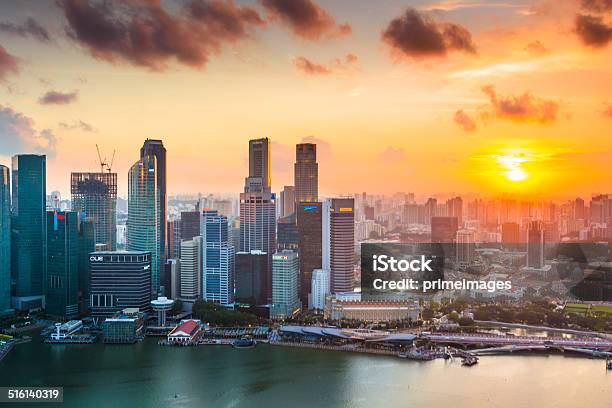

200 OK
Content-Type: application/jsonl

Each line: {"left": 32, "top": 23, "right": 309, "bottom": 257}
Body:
{"left": 70, "top": 172, "right": 117, "bottom": 250}
{"left": 11, "top": 154, "right": 46, "bottom": 311}
{"left": 271, "top": 250, "right": 300, "bottom": 319}
{"left": 202, "top": 209, "right": 234, "bottom": 306}
{"left": 127, "top": 154, "right": 160, "bottom": 295}
{"left": 45, "top": 211, "right": 79, "bottom": 318}
{"left": 0, "top": 164, "right": 10, "bottom": 313}
{"left": 140, "top": 139, "right": 167, "bottom": 261}
{"left": 294, "top": 143, "right": 318, "bottom": 204}
{"left": 78, "top": 216, "right": 95, "bottom": 313}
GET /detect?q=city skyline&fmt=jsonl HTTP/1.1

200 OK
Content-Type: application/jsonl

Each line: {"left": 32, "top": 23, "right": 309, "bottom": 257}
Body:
{"left": 0, "top": 0, "right": 611, "bottom": 199}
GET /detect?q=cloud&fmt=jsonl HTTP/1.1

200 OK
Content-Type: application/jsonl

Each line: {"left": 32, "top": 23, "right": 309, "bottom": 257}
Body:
{"left": 0, "top": 17, "right": 51, "bottom": 42}
{"left": 292, "top": 56, "right": 331, "bottom": 75}
{"left": 524, "top": 40, "right": 548, "bottom": 55}
{"left": 378, "top": 146, "right": 406, "bottom": 164}
{"left": 59, "top": 119, "right": 96, "bottom": 132}
{"left": 0, "top": 105, "right": 58, "bottom": 157}
{"left": 454, "top": 109, "right": 477, "bottom": 131}
{"left": 292, "top": 53, "right": 358, "bottom": 75}
{"left": 39, "top": 90, "right": 79, "bottom": 105}
{"left": 59, "top": 0, "right": 266, "bottom": 71}
{"left": 0, "top": 45, "right": 19, "bottom": 82}
{"left": 603, "top": 104, "right": 612, "bottom": 117}
{"left": 260, "top": 0, "right": 351, "bottom": 41}
{"left": 581, "top": 0, "right": 612, "bottom": 13}
{"left": 574, "top": 14, "right": 612, "bottom": 47}
{"left": 481, "top": 85, "right": 559, "bottom": 123}
{"left": 381, "top": 8, "right": 476, "bottom": 60}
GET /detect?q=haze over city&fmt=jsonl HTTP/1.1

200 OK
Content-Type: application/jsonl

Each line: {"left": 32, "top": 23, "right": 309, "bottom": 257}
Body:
{"left": 0, "top": 0, "right": 611, "bottom": 198}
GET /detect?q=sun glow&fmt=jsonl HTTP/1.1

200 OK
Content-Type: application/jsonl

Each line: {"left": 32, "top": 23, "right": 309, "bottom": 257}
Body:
{"left": 496, "top": 154, "right": 529, "bottom": 183}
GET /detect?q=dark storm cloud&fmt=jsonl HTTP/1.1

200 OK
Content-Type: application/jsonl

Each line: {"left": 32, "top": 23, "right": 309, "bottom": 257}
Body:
{"left": 39, "top": 90, "right": 79, "bottom": 105}
{"left": 260, "top": 0, "right": 351, "bottom": 41}
{"left": 0, "top": 17, "right": 51, "bottom": 42}
{"left": 59, "top": 0, "right": 266, "bottom": 71}
{"left": 581, "top": 0, "right": 612, "bottom": 13}
{"left": 381, "top": 8, "right": 476, "bottom": 59}
{"left": 574, "top": 14, "right": 612, "bottom": 47}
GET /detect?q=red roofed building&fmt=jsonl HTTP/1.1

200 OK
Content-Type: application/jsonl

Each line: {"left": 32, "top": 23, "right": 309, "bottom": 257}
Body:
{"left": 167, "top": 319, "right": 201, "bottom": 344}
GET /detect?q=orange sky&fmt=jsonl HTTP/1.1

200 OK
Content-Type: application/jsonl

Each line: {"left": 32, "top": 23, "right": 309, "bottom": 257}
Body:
{"left": 0, "top": 0, "right": 611, "bottom": 199}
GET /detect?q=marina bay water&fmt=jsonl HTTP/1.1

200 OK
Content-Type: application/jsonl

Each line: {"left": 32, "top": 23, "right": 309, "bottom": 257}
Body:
{"left": 2, "top": 334, "right": 610, "bottom": 408}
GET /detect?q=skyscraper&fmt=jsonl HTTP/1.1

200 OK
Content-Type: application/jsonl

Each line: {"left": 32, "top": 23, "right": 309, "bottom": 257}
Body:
{"left": 294, "top": 143, "right": 318, "bottom": 204}
{"left": 0, "top": 165, "right": 10, "bottom": 313}
{"left": 167, "top": 219, "right": 181, "bottom": 259}
{"left": 502, "top": 222, "right": 520, "bottom": 244}
{"left": 297, "top": 202, "right": 322, "bottom": 307}
{"left": 11, "top": 154, "right": 46, "bottom": 311}
{"left": 246, "top": 137, "right": 271, "bottom": 193}
{"left": 202, "top": 209, "right": 234, "bottom": 306}
{"left": 310, "top": 268, "right": 329, "bottom": 311}
{"left": 180, "top": 236, "right": 201, "bottom": 303}
{"left": 45, "top": 211, "right": 79, "bottom": 318}
{"left": 70, "top": 172, "right": 117, "bottom": 250}
{"left": 240, "top": 138, "right": 276, "bottom": 303}
{"left": 280, "top": 186, "right": 295, "bottom": 218}
{"left": 456, "top": 229, "right": 475, "bottom": 267}
{"left": 431, "top": 216, "right": 459, "bottom": 243}
{"left": 235, "top": 250, "right": 268, "bottom": 306}
{"left": 77, "top": 215, "right": 95, "bottom": 314}
{"left": 527, "top": 220, "right": 545, "bottom": 269}
{"left": 127, "top": 154, "right": 160, "bottom": 295}
{"left": 140, "top": 139, "right": 167, "bottom": 261}
{"left": 328, "top": 198, "right": 355, "bottom": 294}
{"left": 271, "top": 250, "right": 300, "bottom": 319}
{"left": 180, "top": 210, "right": 201, "bottom": 241}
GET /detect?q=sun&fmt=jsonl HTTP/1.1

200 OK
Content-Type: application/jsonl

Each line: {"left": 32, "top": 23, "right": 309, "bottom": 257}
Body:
{"left": 496, "top": 154, "right": 529, "bottom": 183}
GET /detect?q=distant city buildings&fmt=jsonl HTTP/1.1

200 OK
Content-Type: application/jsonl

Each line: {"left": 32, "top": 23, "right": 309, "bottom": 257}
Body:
{"left": 527, "top": 220, "right": 545, "bottom": 269}
{"left": 431, "top": 216, "right": 459, "bottom": 243}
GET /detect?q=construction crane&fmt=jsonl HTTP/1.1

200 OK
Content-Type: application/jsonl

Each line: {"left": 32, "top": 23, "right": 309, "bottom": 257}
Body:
{"left": 96, "top": 144, "right": 116, "bottom": 173}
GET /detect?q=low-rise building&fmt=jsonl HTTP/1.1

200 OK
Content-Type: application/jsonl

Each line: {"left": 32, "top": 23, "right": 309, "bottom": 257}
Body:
{"left": 324, "top": 299, "right": 420, "bottom": 322}
{"left": 167, "top": 319, "right": 202, "bottom": 344}
{"left": 102, "top": 308, "right": 145, "bottom": 344}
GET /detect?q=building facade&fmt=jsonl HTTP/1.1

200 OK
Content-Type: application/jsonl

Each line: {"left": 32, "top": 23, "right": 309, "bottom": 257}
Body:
{"left": 297, "top": 202, "right": 322, "bottom": 307}
{"left": 202, "top": 210, "right": 234, "bottom": 306}
{"left": 70, "top": 172, "right": 117, "bottom": 250}
{"left": 329, "top": 198, "right": 355, "bottom": 294}
{"left": 45, "top": 211, "right": 79, "bottom": 318}
{"left": 310, "top": 268, "right": 329, "bottom": 311}
{"left": 11, "top": 154, "right": 46, "bottom": 311}
{"left": 235, "top": 250, "right": 268, "bottom": 306}
{"left": 127, "top": 154, "right": 160, "bottom": 295}
{"left": 0, "top": 165, "right": 10, "bottom": 313}
{"left": 271, "top": 250, "right": 300, "bottom": 319}
{"left": 180, "top": 236, "right": 201, "bottom": 302}
{"left": 89, "top": 251, "right": 152, "bottom": 317}
{"left": 294, "top": 143, "right": 318, "bottom": 204}
{"left": 140, "top": 139, "right": 167, "bottom": 263}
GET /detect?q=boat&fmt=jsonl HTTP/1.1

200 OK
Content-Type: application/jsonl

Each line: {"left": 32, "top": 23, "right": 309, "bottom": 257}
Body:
{"left": 461, "top": 355, "right": 478, "bottom": 366}
{"left": 232, "top": 336, "right": 256, "bottom": 348}
{"left": 607, "top": 359, "right": 612, "bottom": 370}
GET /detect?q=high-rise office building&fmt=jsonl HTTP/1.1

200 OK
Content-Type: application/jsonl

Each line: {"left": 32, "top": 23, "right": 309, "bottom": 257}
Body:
{"left": 328, "top": 198, "right": 355, "bottom": 294}
{"left": 280, "top": 186, "right": 295, "bottom": 217}
{"left": 235, "top": 250, "right": 268, "bottom": 306}
{"left": 180, "top": 236, "right": 201, "bottom": 302}
{"left": 294, "top": 143, "right": 318, "bottom": 204}
{"left": 0, "top": 165, "right": 10, "bottom": 313}
{"left": 127, "top": 154, "right": 160, "bottom": 295}
{"left": 310, "top": 268, "right": 329, "bottom": 311}
{"left": 527, "top": 220, "right": 545, "bottom": 269}
{"left": 271, "top": 250, "right": 300, "bottom": 319}
{"left": 140, "top": 139, "right": 167, "bottom": 261}
{"left": 202, "top": 209, "right": 234, "bottom": 306}
{"left": 77, "top": 216, "right": 95, "bottom": 314}
{"left": 297, "top": 202, "right": 322, "bottom": 307}
{"left": 180, "top": 210, "right": 201, "bottom": 241}
{"left": 11, "top": 154, "right": 46, "bottom": 311}
{"left": 70, "top": 172, "right": 117, "bottom": 250}
{"left": 431, "top": 216, "right": 458, "bottom": 243}
{"left": 277, "top": 214, "right": 298, "bottom": 250}
{"left": 45, "top": 211, "right": 79, "bottom": 318}
{"left": 89, "top": 251, "right": 152, "bottom": 317}
{"left": 167, "top": 219, "right": 181, "bottom": 259}
{"left": 446, "top": 196, "right": 463, "bottom": 227}
{"left": 246, "top": 137, "right": 271, "bottom": 193}
{"left": 501, "top": 222, "right": 520, "bottom": 244}
{"left": 162, "top": 259, "right": 180, "bottom": 300}
{"left": 456, "top": 229, "right": 475, "bottom": 267}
